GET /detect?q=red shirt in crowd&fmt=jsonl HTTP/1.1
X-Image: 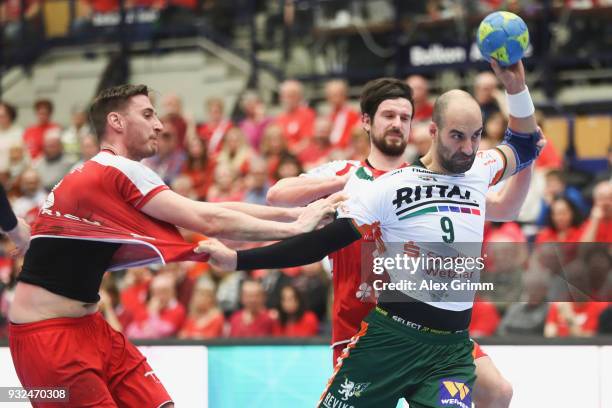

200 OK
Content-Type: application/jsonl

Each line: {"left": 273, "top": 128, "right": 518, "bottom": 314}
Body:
{"left": 469, "top": 298, "right": 501, "bottom": 337}
{"left": 126, "top": 299, "right": 186, "bottom": 338}
{"left": 535, "top": 226, "right": 585, "bottom": 243}
{"left": 327, "top": 106, "right": 360, "bottom": 149}
{"left": 179, "top": 312, "right": 225, "bottom": 339}
{"left": 197, "top": 120, "right": 233, "bottom": 154}
{"left": 22, "top": 123, "right": 60, "bottom": 159}
{"left": 535, "top": 140, "right": 562, "bottom": 170}
{"left": 275, "top": 106, "right": 316, "bottom": 152}
{"left": 546, "top": 302, "right": 609, "bottom": 336}
{"left": 581, "top": 219, "right": 612, "bottom": 243}
{"left": 413, "top": 101, "right": 434, "bottom": 122}
{"left": 228, "top": 309, "right": 277, "bottom": 337}
{"left": 273, "top": 311, "right": 319, "bottom": 337}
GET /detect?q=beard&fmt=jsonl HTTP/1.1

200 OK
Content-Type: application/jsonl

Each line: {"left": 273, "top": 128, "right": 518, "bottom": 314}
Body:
{"left": 371, "top": 128, "right": 408, "bottom": 157}
{"left": 437, "top": 140, "right": 476, "bottom": 174}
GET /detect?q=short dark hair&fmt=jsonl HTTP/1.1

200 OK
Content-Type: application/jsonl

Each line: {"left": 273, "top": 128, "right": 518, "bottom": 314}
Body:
{"left": 34, "top": 99, "right": 53, "bottom": 113}
{"left": 360, "top": 78, "right": 413, "bottom": 122}
{"left": 89, "top": 84, "right": 149, "bottom": 140}
{"left": 547, "top": 196, "right": 584, "bottom": 231}
{"left": 0, "top": 101, "right": 17, "bottom": 122}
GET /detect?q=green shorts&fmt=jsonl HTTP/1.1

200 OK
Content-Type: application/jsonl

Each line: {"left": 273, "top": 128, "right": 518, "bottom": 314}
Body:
{"left": 317, "top": 307, "right": 476, "bottom": 408}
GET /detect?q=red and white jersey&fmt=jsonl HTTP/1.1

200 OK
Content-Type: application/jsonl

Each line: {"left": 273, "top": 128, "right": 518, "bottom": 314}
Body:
{"left": 303, "top": 159, "right": 408, "bottom": 347}
{"left": 31, "top": 150, "right": 208, "bottom": 271}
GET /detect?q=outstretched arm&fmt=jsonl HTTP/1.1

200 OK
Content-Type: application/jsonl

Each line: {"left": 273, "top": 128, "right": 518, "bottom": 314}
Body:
{"left": 196, "top": 218, "right": 363, "bottom": 271}
{"left": 215, "top": 201, "right": 300, "bottom": 222}
{"left": 490, "top": 60, "right": 540, "bottom": 181}
{"left": 267, "top": 174, "right": 348, "bottom": 207}
{"left": 142, "top": 189, "right": 336, "bottom": 241}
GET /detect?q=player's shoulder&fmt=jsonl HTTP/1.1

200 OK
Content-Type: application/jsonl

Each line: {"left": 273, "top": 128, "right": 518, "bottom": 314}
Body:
{"left": 91, "top": 152, "right": 164, "bottom": 184}
{"left": 304, "top": 159, "right": 360, "bottom": 177}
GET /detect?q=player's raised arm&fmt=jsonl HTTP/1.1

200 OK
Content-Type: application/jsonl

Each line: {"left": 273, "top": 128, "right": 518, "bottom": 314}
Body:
{"left": 196, "top": 217, "right": 363, "bottom": 271}
{"left": 490, "top": 60, "right": 541, "bottom": 181}
{"left": 141, "top": 189, "right": 337, "bottom": 241}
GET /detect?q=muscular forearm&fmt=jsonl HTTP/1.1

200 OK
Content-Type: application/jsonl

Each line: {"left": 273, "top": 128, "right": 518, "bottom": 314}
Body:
{"left": 216, "top": 201, "right": 298, "bottom": 222}
{"left": 267, "top": 176, "right": 345, "bottom": 206}
{"left": 206, "top": 206, "right": 302, "bottom": 241}
{"left": 237, "top": 218, "right": 361, "bottom": 270}
{"left": 486, "top": 164, "right": 533, "bottom": 221}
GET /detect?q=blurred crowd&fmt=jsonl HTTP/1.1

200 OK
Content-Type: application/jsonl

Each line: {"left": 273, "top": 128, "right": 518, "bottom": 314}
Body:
{"left": 0, "top": 71, "right": 610, "bottom": 341}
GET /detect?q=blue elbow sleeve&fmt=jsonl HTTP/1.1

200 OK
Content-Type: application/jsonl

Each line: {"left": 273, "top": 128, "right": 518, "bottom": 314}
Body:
{"left": 501, "top": 128, "right": 542, "bottom": 174}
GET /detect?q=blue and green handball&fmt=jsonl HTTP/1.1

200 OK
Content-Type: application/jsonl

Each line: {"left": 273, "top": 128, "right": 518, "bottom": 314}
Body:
{"left": 477, "top": 11, "right": 529, "bottom": 66}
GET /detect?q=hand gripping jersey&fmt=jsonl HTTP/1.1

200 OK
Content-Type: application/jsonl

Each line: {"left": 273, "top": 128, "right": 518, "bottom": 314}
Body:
{"left": 304, "top": 159, "right": 408, "bottom": 348}
{"left": 31, "top": 151, "right": 209, "bottom": 270}
{"left": 336, "top": 150, "right": 506, "bottom": 314}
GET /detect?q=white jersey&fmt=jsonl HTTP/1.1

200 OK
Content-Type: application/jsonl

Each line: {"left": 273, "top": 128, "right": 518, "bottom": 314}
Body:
{"left": 337, "top": 150, "right": 506, "bottom": 311}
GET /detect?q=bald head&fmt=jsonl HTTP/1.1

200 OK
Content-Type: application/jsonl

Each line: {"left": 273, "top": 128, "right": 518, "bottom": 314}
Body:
{"left": 325, "top": 79, "right": 348, "bottom": 108}
{"left": 280, "top": 80, "right": 304, "bottom": 112}
{"left": 593, "top": 181, "right": 612, "bottom": 220}
{"left": 432, "top": 90, "right": 481, "bottom": 131}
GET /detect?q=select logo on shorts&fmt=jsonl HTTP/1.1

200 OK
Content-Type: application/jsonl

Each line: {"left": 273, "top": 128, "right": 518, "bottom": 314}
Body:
{"left": 439, "top": 379, "right": 471, "bottom": 408}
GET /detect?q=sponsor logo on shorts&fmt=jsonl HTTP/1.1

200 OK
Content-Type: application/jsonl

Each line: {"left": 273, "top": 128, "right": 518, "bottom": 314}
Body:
{"left": 321, "top": 377, "right": 370, "bottom": 408}
{"left": 439, "top": 379, "right": 471, "bottom": 408}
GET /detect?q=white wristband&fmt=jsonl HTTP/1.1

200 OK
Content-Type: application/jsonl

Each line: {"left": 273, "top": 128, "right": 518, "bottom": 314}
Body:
{"left": 506, "top": 86, "right": 535, "bottom": 118}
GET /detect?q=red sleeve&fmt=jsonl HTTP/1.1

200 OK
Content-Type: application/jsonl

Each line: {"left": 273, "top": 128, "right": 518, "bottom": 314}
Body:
{"left": 107, "top": 166, "right": 169, "bottom": 209}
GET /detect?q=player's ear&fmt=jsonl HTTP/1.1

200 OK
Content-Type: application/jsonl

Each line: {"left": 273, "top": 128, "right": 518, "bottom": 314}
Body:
{"left": 361, "top": 113, "right": 371, "bottom": 133}
{"left": 429, "top": 122, "right": 438, "bottom": 140}
{"left": 108, "top": 112, "right": 124, "bottom": 132}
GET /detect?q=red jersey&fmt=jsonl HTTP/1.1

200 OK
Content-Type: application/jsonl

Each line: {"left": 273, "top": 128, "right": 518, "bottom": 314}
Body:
{"left": 22, "top": 122, "right": 61, "bottom": 159}
{"left": 303, "top": 159, "right": 408, "bottom": 347}
{"left": 581, "top": 218, "right": 612, "bottom": 243}
{"left": 30, "top": 150, "right": 209, "bottom": 270}
{"left": 328, "top": 106, "right": 360, "bottom": 149}
{"left": 275, "top": 106, "right": 316, "bottom": 151}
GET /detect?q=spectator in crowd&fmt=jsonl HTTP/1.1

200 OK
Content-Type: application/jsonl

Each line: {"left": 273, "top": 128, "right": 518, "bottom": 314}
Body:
{"left": 497, "top": 271, "right": 550, "bottom": 336}
{"left": 537, "top": 170, "right": 589, "bottom": 226}
{"left": 206, "top": 264, "right": 245, "bottom": 316}
{"left": 544, "top": 300, "right": 609, "bottom": 337}
{"left": 70, "top": 133, "right": 100, "bottom": 170}
{"left": 292, "top": 261, "right": 329, "bottom": 322}
{"left": 181, "top": 136, "right": 216, "bottom": 200}
{"left": 143, "top": 119, "right": 186, "bottom": 185}
{"left": 324, "top": 79, "right": 360, "bottom": 149}
{"left": 483, "top": 111, "right": 507, "bottom": 145}
{"left": 536, "top": 197, "right": 585, "bottom": 243}
{"left": 33, "top": 132, "right": 77, "bottom": 191}
{"left": 533, "top": 111, "right": 562, "bottom": 170}
{"left": 408, "top": 124, "right": 432, "bottom": 162}
{"left": 215, "top": 127, "right": 254, "bottom": 178}
{"left": 347, "top": 127, "right": 370, "bottom": 161}
{"left": 406, "top": 75, "right": 434, "bottom": 123}
{"left": 6, "top": 145, "right": 30, "bottom": 188}
{"left": 243, "top": 157, "right": 270, "bottom": 206}
{"left": 179, "top": 279, "right": 225, "bottom": 339}
{"left": 581, "top": 181, "right": 612, "bottom": 242}
{"left": 197, "top": 97, "right": 233, "bottom": 154}
{"left": 579, "top": 246, "right": 612, "bottom": 301}
{"left": 469, "top": 298, "right": 501, "bottom": 337}
{"left": 162, "top": 93, "right": 189, "bottom": 148}
{"left": 120, "top": 266, "right": 153, "bottom": 319}
{"left": 206, "top": 166, "right": 244, "bottom": 202}
{"left": 260, "top": 124, "right": 293, "bottom": 180}
{"left": 274, "top": 154, "right": 303, "bottom": 182}
{"left": 474, "top": 71, "right": 505, "bottom": 124}
{"left": 11, "top": 168, "right": 46, "bottom": 224}
{"left": 99, "top": 273, "right": 132, "bottom": 332}
{"left": 274, "top": 285, "right": 319, "bottom": 337}
{"left": 171, "top": 174, "right": 198, "bottom": 200}
{"left": 599, "top": 304, "right": 612, "bottom": 335}
{"left": 238, "top": 91, "right": 272, "bottom": 150}
{"left": 23, "top": 99, "right": 61, "bottom": 160}
{"left": 298, "top": 117, "right": 333, "bottom": 170}
{"left": 275, "top": 79, "right": 316, "bottom": 154}
{"left": 126, "top": 273, "right": 186, "bottom": 339}
{"left": 229, "top": 279, "right": 277, "bottom": 337}
{"left": 61, "top": 103, "right": 91, "bottom": 156}
{"left": 0, "top": 101, "right": 23, "bottom": 172}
